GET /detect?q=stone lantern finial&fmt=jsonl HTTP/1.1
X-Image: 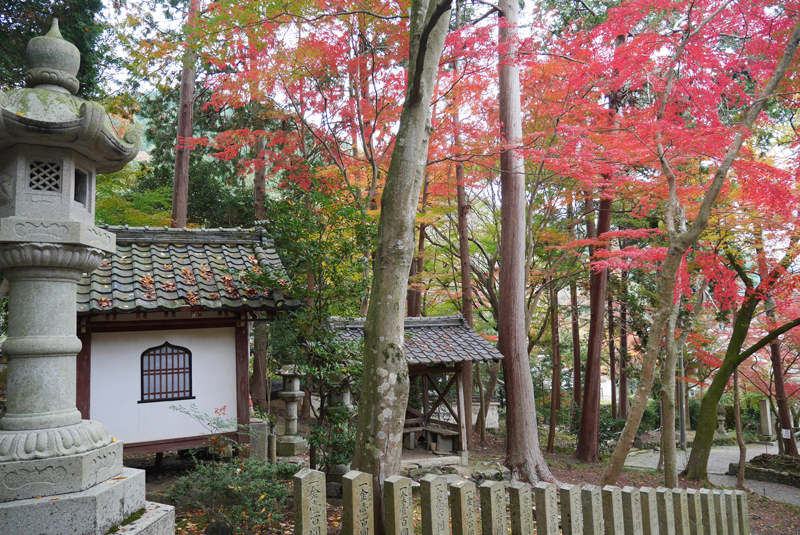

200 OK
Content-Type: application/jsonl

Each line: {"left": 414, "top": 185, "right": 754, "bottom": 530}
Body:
{"left": 25, "top": 18, "right": 81, "bottom": 95}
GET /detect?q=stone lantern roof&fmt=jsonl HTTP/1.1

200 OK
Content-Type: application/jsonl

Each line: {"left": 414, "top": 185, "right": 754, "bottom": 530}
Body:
{"left": 0, "top": 19, "right": 140, "bottom": 174}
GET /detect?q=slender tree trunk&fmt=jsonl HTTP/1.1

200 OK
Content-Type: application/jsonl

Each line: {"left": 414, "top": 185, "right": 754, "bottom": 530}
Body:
{"left": 609, "top": 291, "right": 616, "bottom": 420}
{"left": 765, "top": 296, "right": 800, "bottom": 457}
{"left": 570, "top": 280, "right": 581, "bottom": 411}
{"left": 576, "top": 197, "right": 611, "bottom": 463}
{"left": 604, "top": 18, "right": 800, "bottom": 486}
{"left": 353, "top": 2, "right": 450, "bottom": 531}
{"left": 546, "top": 277, "right": 561, "bottom": 453}
{"left": 407, "top": 173, "right": 429, "bottom": 317}
{"left": 457, "top": 173, "right": 473, "bottom": 447}
{"left": 250, "top": 136, "right": 268, "bottom": 407}
{"left": 734, "top": 368, "right": 747, "bottom": 489}
{"left": 171, "top": 0, "right": 197, "bottom": 228}
{"left": 451, "top": 0, "right": 472, "bottom": 449}
{"left": 497, "top": 0, "right": 554, "bottom": 483}
{"left": 619, "top": 270, "right": 628, "bottom": 419}
{"left": 662, "top": 296, "right": 681, "bottom": 487}
{"left": 476, "top": 364, "right": 486, "bottom": 443}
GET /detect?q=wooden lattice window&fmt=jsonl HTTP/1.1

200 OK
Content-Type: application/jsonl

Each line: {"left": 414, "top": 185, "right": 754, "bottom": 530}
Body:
{"left": 139, "top": 342, "right": 194, "bottom": 403}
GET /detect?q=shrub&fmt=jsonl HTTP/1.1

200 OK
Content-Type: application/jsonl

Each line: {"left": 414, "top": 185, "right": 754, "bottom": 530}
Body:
{"left": 167, "top": 458, "right": 300, "bottom": 533}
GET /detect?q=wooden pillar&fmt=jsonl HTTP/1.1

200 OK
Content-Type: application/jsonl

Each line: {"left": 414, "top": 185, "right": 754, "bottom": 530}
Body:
{"left": 76, "top": 330, "right": 91, "bottom": 419}
{"left": 456, "top": 363, "right": 468, "bottom": 452}
{"left": 235, "top": 320, "right": 251, "bottom": 451}
{"left": 423, "top": 375, "right": 430, "bottom": 422}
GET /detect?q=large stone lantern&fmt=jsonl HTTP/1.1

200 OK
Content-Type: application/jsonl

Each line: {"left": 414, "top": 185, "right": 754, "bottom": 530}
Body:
{"left": 0, "top": 20, "right": 173, "bottom": 534}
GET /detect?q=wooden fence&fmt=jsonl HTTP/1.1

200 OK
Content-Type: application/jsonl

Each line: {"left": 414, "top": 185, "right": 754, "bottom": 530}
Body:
{"left": 293, "top": 468, "right": 750, "bottom": 535}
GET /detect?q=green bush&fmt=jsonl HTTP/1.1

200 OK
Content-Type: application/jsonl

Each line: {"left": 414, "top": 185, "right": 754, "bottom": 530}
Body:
{"left": 167, "top": 459, "right": 300, "bottom": 533}
{"left": 639, "top": 399, "right": 661, "bottom": 434}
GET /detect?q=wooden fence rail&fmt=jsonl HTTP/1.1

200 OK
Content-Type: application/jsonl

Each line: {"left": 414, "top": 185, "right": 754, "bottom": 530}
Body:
{"left": 293, "top": 468, "right": 751, "bottom": 535}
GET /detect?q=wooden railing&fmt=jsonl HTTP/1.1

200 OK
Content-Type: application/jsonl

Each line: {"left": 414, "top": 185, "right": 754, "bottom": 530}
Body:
{"left": 293, "top": 468, "right": 750, "bottom": 535}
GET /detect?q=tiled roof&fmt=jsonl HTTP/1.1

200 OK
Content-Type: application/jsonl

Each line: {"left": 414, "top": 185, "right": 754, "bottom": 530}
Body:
{"left": 77, "top": 226, "right": 299, "bottom": 314}
{"left": 333, "top": 315, "right": 503, "bottom": 366}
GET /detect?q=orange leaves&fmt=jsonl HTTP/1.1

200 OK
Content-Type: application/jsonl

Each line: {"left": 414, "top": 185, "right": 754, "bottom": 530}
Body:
{"left": 98, "top": 297, "right": 112, "bottom": 309}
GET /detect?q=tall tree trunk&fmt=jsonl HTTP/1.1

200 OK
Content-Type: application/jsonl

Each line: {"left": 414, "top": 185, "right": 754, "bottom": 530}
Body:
{"left": 251, "top": 136, "right": 268, "bottom": 408}
{"left": 352, "top": 2, "right": 450, "bottom": 531}
{"left": 570, "top": 280, "right": 581, "bottom": 411}
{"left": 619, "top": 270, "right": 628, "bottom": 419}
{"left": 171, "top": 0, "right": 197, "bottom": 228}
{"left": 451, "top": 0, "right": 472, "bottom": 449}
{"left": 603, "top": 18, "right": 800, "bottom": 486}
{"left": 662, "top": 295, "right": 681, "bottom": 487}
{"left": 546, "top": 277, "right": 561, "bottom": 453}
{"left": 576, "top": 196, "right": 611, "bottom": 463}
{"left": 734, "top": 368, "right": 747, "bottom": 489}
{"left": 567, "top": 202, "right": 582, "bottom": 412}
{"left": 407, "top": 173, "right": 429, "bottom": 317}
{"left": 497, "top": 0, "right": 555, "bottom": 483}
{"left": 765, "top": 296, "right": 800, "bottom": 457}
{"left": 457, "top": 171, "right": 473, "bottom": 448}
{"left": 609, "top": 291, "right": 616, "bottom": 420}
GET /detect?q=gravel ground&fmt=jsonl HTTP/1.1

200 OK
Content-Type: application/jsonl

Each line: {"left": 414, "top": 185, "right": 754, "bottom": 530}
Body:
{"left": 625, "top": 443, "right": 800, "bottom": 507}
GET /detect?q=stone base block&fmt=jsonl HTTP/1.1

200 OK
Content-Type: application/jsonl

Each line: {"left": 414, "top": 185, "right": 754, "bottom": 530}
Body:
{"left": 112, "top": 501, "right": 175, "bottom": 535}
{"left": 250, "top": 419, "right": 268, "bottom": 462}
{"left": 0, "top": 467, "right": 148, "bottom": 535}
{"left": 757, "top": 435, "right": 776, "bottom": 443}
{"left": 276, "top": 436, "right": 307, "bottom": 457}
{"left": 0, "top": 441, "right": 123, "bottom": 502}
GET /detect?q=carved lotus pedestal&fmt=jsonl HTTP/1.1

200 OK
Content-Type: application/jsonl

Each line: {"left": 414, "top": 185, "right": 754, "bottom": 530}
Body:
{"left": 0, "top": 241, "right": 174, "bottom": 533}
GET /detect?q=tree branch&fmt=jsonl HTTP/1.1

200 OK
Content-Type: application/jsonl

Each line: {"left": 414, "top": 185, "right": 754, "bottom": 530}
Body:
{"left": 409, "top": 0, "right": 452, "bottom": 104}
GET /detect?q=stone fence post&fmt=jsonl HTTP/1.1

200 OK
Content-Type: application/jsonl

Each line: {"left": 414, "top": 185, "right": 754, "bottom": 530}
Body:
{"left": 294, "top": 469, "right": 751, "bottom": 535}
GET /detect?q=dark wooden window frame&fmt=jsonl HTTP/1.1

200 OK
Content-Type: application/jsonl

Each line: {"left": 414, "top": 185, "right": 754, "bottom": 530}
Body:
{"left": 139, "top": 341, "right": 195, "bottom": 403}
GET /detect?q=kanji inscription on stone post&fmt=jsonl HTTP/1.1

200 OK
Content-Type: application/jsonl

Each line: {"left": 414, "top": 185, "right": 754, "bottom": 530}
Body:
{"left": 450, "top": 479, "right": 479, "bottom": 535}
{"left": 421, "top": 474, "right": 449, "bottom": 535}
{"left": 385, "top": 475, "right": 413, "bottom": 535}
{"left": 294, "top": 468, "right": 327, "bottom": 535}
{"left": 343, "top": 470, "right": 374, "bottom": 535}
{"left": 508, "top": 481, "right": 532, "bottom": 535}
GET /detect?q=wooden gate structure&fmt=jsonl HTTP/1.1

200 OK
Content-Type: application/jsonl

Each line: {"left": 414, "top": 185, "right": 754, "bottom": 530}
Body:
{"left": 334, "top": 315, "right": 504, "bottom": 455}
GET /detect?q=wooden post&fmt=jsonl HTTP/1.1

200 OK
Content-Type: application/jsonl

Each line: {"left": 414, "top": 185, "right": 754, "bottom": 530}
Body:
{"left": 456, "top": 363, "right": 468, "bottom": 452}
{"left": 235, "top": 322, "right": 250, "bottom": 450}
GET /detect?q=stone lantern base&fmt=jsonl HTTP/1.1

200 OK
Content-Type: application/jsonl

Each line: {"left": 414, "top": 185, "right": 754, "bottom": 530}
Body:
{"left": 277, "top": 435, "right": 308, "bottom": 457}
{"left": 0, "top": 467, "right": 174, "bottom": 534}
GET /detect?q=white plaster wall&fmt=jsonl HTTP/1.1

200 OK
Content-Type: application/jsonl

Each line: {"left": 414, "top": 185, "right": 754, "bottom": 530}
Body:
{"left": 90, "top": 327, "right": 238, "bottom": 445}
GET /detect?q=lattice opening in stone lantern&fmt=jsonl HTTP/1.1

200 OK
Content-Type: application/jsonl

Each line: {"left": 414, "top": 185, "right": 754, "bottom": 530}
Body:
{"left": 28, "top": 161, "right": 62, "bottom": 192}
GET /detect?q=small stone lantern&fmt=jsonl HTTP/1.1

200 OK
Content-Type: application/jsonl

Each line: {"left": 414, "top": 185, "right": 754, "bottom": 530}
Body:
{"left": 0, "top": 19, "right": 172, "bottom": 533}
{"left": 716, "top": 405, "right": 727, "bottom": 435}
{"left": 277, "top": 365, "right": 308, "bottom": 456}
